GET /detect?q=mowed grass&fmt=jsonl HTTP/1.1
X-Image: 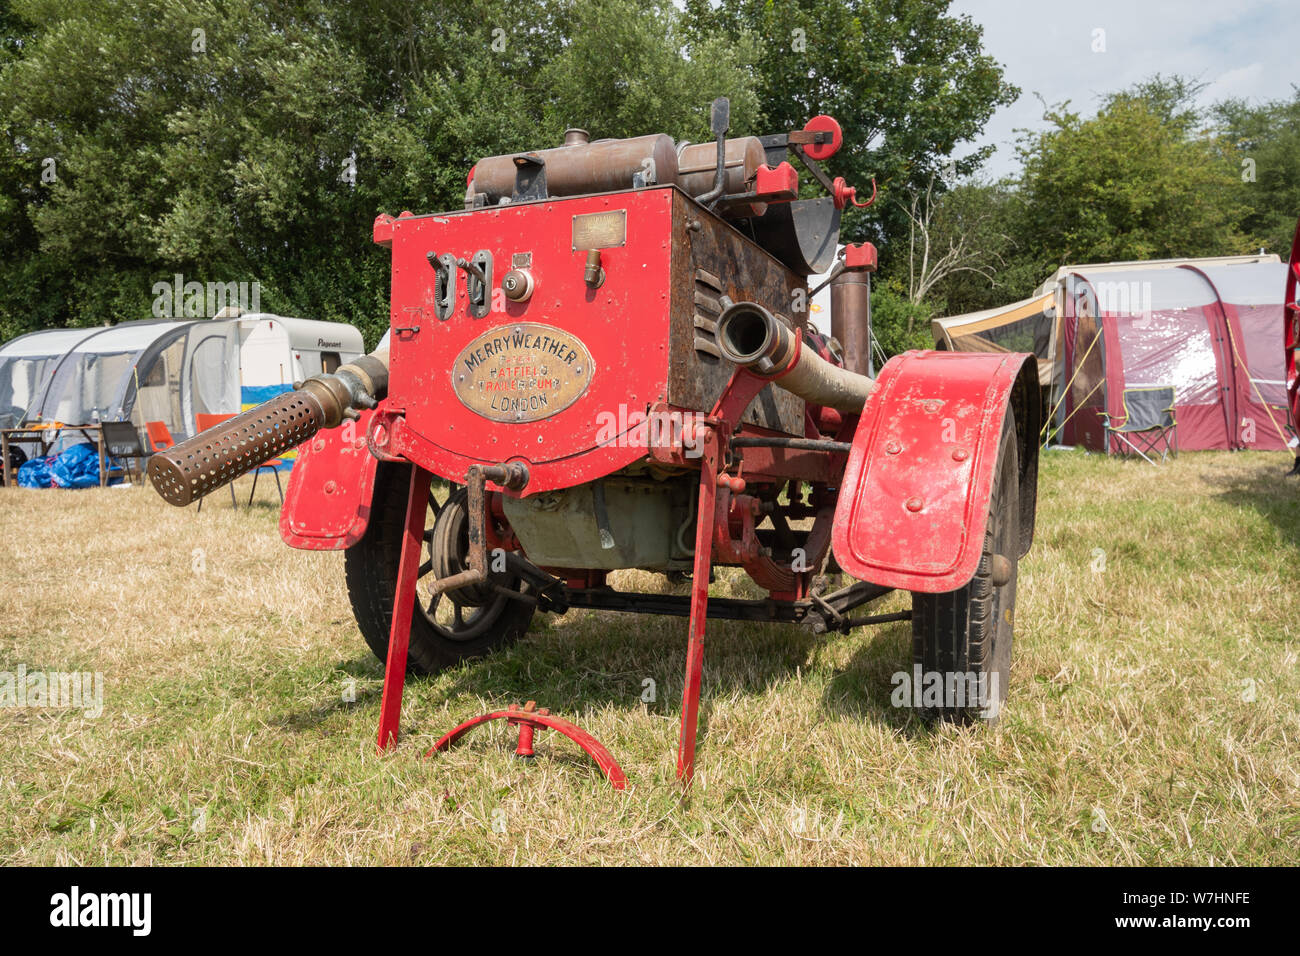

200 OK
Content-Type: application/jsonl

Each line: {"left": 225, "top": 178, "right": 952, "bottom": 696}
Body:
{"left": 0, "top": 449, "right": 1297, "bottom": 865}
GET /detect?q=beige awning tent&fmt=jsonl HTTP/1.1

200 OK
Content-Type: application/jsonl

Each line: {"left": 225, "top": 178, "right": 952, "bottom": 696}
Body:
{"left": 931, "top": 292, "right": 1057, "bottom": 386}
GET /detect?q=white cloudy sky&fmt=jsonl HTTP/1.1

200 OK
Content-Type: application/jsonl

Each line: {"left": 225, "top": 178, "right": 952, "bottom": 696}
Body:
{"left": 949, "top": 0, "right": 1300, "bottom": 178}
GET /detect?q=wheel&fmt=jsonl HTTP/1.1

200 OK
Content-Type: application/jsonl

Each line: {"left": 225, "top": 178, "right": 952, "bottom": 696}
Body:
{"left": 910, "top": 408, "right": 1019, "bottom": 723}
{"left": 345, "top": 461, "right": 535, "bottom": 675}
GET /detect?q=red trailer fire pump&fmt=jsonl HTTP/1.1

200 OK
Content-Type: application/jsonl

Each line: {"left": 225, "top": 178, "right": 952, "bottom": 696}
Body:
{"left": 149, "top": 101, "right": 1040, "bottom": 789}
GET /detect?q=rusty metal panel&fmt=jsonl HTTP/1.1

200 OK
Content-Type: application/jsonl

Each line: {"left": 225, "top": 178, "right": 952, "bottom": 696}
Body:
{"left": 667, "top": 190, "right": 806, "bottom": 434}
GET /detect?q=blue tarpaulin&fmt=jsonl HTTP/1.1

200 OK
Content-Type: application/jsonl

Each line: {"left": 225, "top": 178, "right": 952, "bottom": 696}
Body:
{"left": 50, "top": 442, "right": 120, "bottom": 488}
{"left": 16, "top": 455, "right": 55, "bottom": 488}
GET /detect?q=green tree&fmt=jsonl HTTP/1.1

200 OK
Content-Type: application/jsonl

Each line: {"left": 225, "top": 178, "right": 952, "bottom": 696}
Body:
{"left": 1011, "top": 84, "right": 1252, "bottom": 273}
{"left": 924, "top": 76, "right": 1265, "bottom": 323}
{"left": 894, "top": 175, "right": 1017, "bottom": 308}
{"left": 540, "top": 0, "right": 759, "bottom": 142}
{"left": 0, "top": 0, "right": 759, "bottom": 346}
{"left": 684, "top": 0, "right": 1018, "bottom": 255}
{"left": 922, "top": 179, "right": 1039, "bottom": 316}
{"left": 869, "top": 280, "right": 933, "bottom": 358}
{"left": 1213, "top": 88, "right": 1300, "bottom": 256}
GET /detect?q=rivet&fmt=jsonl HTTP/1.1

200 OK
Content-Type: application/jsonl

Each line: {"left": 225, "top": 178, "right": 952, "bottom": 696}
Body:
{"left": 952, "top": 447, "right": 969, "bottom": 462}
{"left": 905, "top": 496, "right": 923, "bottom": 512}
{"left": 885, "top": 440, "right": 901, "bottom": 455}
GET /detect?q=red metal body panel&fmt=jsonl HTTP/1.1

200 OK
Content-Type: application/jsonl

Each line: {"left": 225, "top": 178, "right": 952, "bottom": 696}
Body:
{"left": 383, "top": 188, "right": 679, "bottom": 495}
{"left": 279, "top": 409, "right": 378, "bottom": 550}
{"left": 831, "top": 350, "right": 1034, "bottom": 594}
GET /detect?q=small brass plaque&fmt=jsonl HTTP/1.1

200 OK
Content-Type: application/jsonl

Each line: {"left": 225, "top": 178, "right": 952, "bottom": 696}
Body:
{"left": 451, "top": 323, "right": 595, "bottom": 423}
{"left": 572, "top": 209, "right": 627, "bottom": 250}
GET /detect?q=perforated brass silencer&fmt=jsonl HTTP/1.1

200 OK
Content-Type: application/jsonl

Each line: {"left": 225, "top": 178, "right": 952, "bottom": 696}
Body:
{"left": 147, "top": 390, "right": 328, "bottom": 506}
{"left": 147, "top": 351, "right": 390, "bottom": 507}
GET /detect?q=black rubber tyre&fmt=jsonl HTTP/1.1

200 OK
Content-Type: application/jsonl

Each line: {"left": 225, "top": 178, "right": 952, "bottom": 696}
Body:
{"left": 344, "top": 461, "right": 535, "bottom": 676}
{"left": 910, "top": 408, "right": 1019, "bottom": 724}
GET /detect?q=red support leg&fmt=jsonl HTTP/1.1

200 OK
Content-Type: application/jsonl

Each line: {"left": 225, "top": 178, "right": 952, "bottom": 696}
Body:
{"left": 676, "top": 429, "right": 719, "bottom": 784}
{"left": 376, "top": 464, "right": 431, "bottom": 752}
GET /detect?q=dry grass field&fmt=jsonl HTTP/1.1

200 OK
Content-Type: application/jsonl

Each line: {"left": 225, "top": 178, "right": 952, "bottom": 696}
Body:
{"left": 1, "top": 449, "right": 1297, "bottom": 865}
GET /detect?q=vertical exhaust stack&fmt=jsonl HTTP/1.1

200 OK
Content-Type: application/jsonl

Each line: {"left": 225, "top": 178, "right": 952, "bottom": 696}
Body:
{"left": 830, "top": 270, "right": 871, "bottom": 377}
{"left": 830, "top": 243, "right": 878, "bottom": 377}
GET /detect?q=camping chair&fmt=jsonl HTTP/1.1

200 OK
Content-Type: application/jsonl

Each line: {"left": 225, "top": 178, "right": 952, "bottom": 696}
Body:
{"left": 1102, "top": 386, "right": 1178, "bottom": 464}
{"left": 246, "top": 452, "right": 285, "bottom": 507}
{"left": 144, "top": 420, "right": 175, "bottom": 453}
{"left": 100, "top": 420, "right": 149, "bottom": 485}
{"left": 193, "top": 414, "right": 239, "bottom": 512}
{"left": 192, "top": 412, "right": 284, "bottom": 508}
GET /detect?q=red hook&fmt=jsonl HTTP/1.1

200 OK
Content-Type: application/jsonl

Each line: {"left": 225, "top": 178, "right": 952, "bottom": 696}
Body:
{"left": 832, "top": 176, "right": 877, "bottom": 210}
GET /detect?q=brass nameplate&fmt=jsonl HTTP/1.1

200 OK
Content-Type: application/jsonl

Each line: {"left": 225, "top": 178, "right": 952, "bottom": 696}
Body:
{"left": 451, "top": 323, "right": 595, "bottom": 423}
{"left": 572, "top": 210, "right": 627, "bottom": 250}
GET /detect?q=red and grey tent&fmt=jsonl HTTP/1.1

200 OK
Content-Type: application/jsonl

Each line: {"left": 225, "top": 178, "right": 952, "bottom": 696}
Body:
{"left": 1054, "top": 259, "right": 1291, "bottom": 452}
{"left": 1286, "top": 219, "right": 1300, "bottom": 439}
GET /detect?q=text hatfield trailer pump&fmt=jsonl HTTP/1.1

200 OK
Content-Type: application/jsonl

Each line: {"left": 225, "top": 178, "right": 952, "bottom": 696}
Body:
{"left": 148, "top": 100, "right": 1040, "bottom": 789}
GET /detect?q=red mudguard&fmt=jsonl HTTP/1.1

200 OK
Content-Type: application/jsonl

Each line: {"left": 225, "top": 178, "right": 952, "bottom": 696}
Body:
{"left": 279, "top": 409, "right": 380, "bottom": 551}
{"left": 831, "top": 350, "right": 1038, "bottom": 594}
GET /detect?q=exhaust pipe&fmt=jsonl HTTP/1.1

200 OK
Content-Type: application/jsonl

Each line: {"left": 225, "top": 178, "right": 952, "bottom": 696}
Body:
{"left": 147, "top": 351, "right": 390, "bottom": 507}
{"left": 715, "top": 302, "right": 873, "bottom": 413}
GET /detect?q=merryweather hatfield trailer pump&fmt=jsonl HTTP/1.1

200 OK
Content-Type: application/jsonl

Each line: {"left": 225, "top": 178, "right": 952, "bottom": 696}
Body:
{"left": 149, "top": 100, "right": 1040, "bottom": 789}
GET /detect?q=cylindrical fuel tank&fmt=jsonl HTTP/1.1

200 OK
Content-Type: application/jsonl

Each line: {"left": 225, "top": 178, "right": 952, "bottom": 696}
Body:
{"left": 470, "top": 134, "right": 679, "bottom": 203}
{"left": 469, "top": 133, "right": 767, "bottom": 203}
{"left": 675, "top": 136, "right": 766, "bottom": 197}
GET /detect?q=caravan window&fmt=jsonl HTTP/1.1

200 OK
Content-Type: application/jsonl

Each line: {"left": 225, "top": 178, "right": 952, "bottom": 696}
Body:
{"left": 321, "top": 351, "right": 341, "bottom": 374}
